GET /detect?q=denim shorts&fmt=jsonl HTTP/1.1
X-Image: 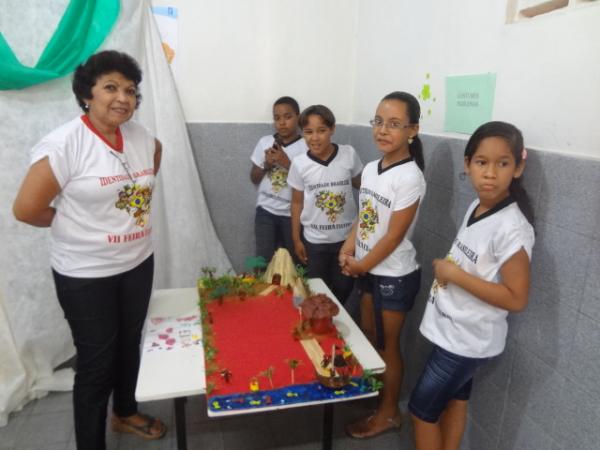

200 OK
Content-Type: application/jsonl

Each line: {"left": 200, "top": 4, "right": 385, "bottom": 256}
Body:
{"left": 357, "top": 269, "right": 421, "bottom": 312}
{"left": 408, "top": 346, "right": 487, "bottom": 423}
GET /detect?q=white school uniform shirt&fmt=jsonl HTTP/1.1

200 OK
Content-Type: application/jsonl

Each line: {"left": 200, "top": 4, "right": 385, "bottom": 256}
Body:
{"left": 250, "top": 135, "right": 308, "bottom": 217}
{"left": 287, "top": 144, "right": 363, "bottom": 244}
{"left": 419, "top": 198, "right": 535, "bottom": 358}
{"left": 355, "top": 158, "right": 426, "bottom": 276}
{"left": 30, "top": 116, "right": 156, "bottom": 278}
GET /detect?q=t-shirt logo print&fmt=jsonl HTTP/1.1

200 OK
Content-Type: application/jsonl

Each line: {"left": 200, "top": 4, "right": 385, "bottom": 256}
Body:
{"left": 115, "top": 183, "right": 153, "bottom": 227}
{"left": 314, "top": 190, "right": 346, "bottom": 223}
{"left": 358, "top": 198, "right": 378, "bottom": 240}
{"left": 268, "top": 167, "right": 288, "bottom": 193}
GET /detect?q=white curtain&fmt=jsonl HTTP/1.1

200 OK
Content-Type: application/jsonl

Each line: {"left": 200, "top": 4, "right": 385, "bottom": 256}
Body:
{"left": 0, "top": 0, "right": 231, "bottom": 426}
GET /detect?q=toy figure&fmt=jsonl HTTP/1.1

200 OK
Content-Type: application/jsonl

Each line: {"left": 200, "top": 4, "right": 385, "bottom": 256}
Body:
{"left": 220, "top": 368, "right": 232, "bottom": 384}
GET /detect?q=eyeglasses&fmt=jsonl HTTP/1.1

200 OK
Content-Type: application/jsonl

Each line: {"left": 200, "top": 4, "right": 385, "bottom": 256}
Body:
{"left": 369, "top": 118, "right": 413, "bottom": 130}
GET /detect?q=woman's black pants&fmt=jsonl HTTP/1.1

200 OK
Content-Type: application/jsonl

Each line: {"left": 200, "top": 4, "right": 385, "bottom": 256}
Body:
{"left": 52, "top": 255, "right": 154, "bottom": 450}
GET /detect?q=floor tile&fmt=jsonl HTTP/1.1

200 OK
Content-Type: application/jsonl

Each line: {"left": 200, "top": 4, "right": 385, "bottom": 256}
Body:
{"left": 15, "top": 411, "right": 73, "bottom": 448}
{"left": 7, "top": 400, "right": 36, "bottom": 420}
{"left": 31, "top": 392, "right": 72, "bottom": 416}
{"left": 14, "top": 444, "right": 67, "bottom": 450}
{"left": 218, "top": 412, "right": 273, "bottom": 449}
{"left": 0, "top": 415, "right": 27, "bottom": 449}
{"left": 118, "top": 433, "right": 173, "bottom": 450}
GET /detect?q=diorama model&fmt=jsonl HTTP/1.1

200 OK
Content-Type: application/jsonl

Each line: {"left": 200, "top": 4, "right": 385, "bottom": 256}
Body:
{"left": 197, "top": 249, "right": 382, "bottom": 413}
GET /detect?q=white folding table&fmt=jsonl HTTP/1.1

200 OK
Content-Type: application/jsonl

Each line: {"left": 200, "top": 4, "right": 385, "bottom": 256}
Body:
{"left": 135, "top": 279, "right": 385, "bottom": 449}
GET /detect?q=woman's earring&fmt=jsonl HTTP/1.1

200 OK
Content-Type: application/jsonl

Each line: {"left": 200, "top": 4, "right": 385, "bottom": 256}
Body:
{"left": 84, "top": 103, "right": 89, "bottom": 111}
{"left": 408, "top": 137, "right": 414, "bottom": 145}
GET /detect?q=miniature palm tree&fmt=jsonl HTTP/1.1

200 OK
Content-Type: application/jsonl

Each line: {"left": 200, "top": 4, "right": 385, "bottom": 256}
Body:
{"left": 260, "top": 366, "right": 275, "bottom": 389}
{"left": 201, "top": 266, "right": 217, "bottom": 278}
{"left": 210, "top": 285, "right": 229, "bottom": 305}
{"left": 245, "top": 256, "right": 267, "bottom": 276}
{"left": 286, "top": 359, "right": 302, "bottom": 384}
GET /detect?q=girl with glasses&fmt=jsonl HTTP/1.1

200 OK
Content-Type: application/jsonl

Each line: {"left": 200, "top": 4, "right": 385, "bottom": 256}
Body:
{"left": 340, "top": 91, "right": 426, "bottom": 438}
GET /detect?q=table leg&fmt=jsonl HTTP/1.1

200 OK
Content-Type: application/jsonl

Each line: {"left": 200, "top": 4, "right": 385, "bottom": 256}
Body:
{"left": 174, "top": 396, "right": 188, "bottom": 450}
{"left": 322, "top": 403, "right": 333, "bottom": 450}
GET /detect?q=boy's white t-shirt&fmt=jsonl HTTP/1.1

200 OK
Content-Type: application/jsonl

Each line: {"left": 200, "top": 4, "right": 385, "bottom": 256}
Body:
{"left": 287, "top": 144, "right": 363, "bottom": 244}
{"left": 250, "top": 135, "right": 308, "bottom": 217}
{"left": 419, "top": 198, "right": 535, "bottom": 358}
{"left": 355, "top": 158, "right": 426, "bottom": 276}
{"left": 30, "top": 116, "right": 156, "bottom": 278}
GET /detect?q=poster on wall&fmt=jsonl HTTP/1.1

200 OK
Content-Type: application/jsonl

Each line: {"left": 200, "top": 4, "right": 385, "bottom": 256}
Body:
{"left": 444, "top": 73, "right": 496, "bottom": 134}
{"left": 151, "top": 6, "right": 179, "bottom": 78}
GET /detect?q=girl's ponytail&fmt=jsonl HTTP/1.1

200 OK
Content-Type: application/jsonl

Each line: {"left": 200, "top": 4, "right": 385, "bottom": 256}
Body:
{"left": 509, "top": 178, "right": 535, "bottom": 227}
{"left": 382, "top": 91, "right": 425, "bottom": 171}
{"left": 409, "top": 135, "right": 425, "bottom": 171}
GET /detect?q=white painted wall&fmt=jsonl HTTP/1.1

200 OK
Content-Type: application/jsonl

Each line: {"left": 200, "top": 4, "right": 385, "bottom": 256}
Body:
{"left": 352, "top": 0, "right": 600, "bottom": 158}
{"left": 152, "top": 0, "right": 600, "bottom": 158}
{"left": 151, "top": 0, "right": 358, "bottom": 123}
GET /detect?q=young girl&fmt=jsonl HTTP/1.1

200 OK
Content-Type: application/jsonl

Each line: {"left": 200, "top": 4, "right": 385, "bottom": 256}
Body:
{"left": 340, "top": 92, "right": 426, "bottom": 438}
{"left": 250, "top": 96, "right": 308, "bottom": 262}
{"left": 409, "top": 121, "right": 535, "bottom": 450}
{"left": 287, "top": 105, "right": 362, "bottom": 304}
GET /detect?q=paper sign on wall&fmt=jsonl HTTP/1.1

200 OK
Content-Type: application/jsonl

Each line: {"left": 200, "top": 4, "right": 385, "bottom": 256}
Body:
{"left": 444, "top": 73, "right": 496, "bottom": 134}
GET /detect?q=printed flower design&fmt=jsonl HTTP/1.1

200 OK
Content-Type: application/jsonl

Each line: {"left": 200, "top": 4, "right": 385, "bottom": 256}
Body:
{"left": 268, "top": 167, "right": 288, "bottom": 193}
{"left": 358, "top": 198, "right": 378, "bottom": 240}
{"left": 314, "top": 190, "right": 346, "bottom": 223}
{"left": 115, "top": 183, "right": 153, "bottom": 227}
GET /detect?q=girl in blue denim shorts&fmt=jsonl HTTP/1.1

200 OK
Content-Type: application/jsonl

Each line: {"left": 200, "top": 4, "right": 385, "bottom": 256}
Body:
{"left": 409, "top": 121, "right": 535, "bottom": 450}
{"left": 339, "top": 92, "right": 426, "bottom": 438}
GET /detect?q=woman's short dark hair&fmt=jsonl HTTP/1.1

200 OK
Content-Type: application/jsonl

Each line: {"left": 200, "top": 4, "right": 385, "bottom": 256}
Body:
{"left": 72, "top": 50, "right": 142, "bottom": 111}
{"left": 299, "top": 105, "right": 336, "bottom": 129}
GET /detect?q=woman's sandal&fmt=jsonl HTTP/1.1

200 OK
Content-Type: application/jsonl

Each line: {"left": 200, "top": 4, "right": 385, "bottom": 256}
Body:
{"left": 111, "top": 413, "right": 167, "bottom": 440}
{"left": 345, "top": 412, "right": 402, "bottom": 439}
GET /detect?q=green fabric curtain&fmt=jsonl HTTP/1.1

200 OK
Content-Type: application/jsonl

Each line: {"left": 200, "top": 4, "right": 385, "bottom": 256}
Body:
{"left": 0, "top": 0, "right": 120, "bottom": 90}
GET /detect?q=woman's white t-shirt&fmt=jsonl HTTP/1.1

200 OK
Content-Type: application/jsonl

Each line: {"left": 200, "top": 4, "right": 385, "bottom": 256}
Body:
{"left": 419, "top": 198, "right": 535, "bottom": 358}
{"left": 30, "top": 116, "right": 156, "bottom": 278}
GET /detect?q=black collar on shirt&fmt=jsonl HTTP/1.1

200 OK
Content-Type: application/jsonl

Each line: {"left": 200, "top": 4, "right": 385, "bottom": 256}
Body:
{"left": 467, "top": 195, "right": 516, "bottom": 227}
{"left": 377, "top": 156, "right": 413, "bottom": 175}
{"left": 307, "top": 143, "right": 339, "bottom": 167}
{"left": 273, "top": 134, "right": 303, "bottom": 147}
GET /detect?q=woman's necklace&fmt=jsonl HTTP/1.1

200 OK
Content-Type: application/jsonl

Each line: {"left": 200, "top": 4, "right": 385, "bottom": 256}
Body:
{"left": 110, "top": 151, "right": 137, "bottom": 184}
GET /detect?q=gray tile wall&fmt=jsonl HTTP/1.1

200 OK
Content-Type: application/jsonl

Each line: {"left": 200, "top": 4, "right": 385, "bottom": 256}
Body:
{"left": 188, "top": 123, "right": 600, "bottom": 450}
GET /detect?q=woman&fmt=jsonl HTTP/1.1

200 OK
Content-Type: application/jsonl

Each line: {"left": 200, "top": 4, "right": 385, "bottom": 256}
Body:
{"left": 13, "top": 50, "right": 166, "bottom": 450}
